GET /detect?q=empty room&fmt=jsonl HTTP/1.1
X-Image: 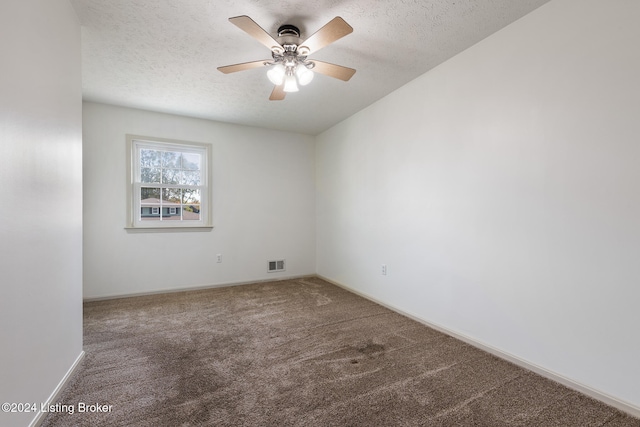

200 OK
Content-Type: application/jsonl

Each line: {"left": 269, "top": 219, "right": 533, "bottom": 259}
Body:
{"left": 1, "top": 0, "right": 639, "bottom": 426}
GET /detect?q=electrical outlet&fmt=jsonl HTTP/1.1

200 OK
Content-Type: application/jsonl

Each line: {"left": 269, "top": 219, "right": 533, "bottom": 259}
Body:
{"left": 381, "top": 264, "right": 387, "bottom": 275}
{"left": 216, "top": 254, "right": 222, "bottom": 263}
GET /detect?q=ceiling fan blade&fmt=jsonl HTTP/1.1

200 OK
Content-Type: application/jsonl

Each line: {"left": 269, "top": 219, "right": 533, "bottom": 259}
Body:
{"left": 298, "top": 17, "right": 353, "bottom": 55}
{"left": 229, "top": 15, "right": 283, "bottom": 53}
{"left": 311, "top": 60, "right": 356, "bottom": 81}
{"left": 269, "top": 85, "right": 286, "bottom": 101}
{"left": 217, "top": 60, "right": 270, "bottom": 74}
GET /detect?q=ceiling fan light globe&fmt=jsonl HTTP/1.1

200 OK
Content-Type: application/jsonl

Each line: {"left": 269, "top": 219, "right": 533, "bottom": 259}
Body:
{"left": 267, "top": 65, "right": 285, "bottom": 85}
{"left": 283, "top": 75, "right": 299, "bottom": 92}
{"left": 296, "top": 66, "right": 314, "bottom": 86}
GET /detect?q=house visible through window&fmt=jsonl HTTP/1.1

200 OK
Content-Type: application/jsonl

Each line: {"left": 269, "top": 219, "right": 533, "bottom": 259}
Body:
{"left": 127, "top": 135, "right": 212, "bottom": 229}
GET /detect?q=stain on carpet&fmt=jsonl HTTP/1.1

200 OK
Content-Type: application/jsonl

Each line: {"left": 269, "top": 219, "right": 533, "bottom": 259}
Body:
{"left": 355, "top": 340, "right": 385, "bottom": 356}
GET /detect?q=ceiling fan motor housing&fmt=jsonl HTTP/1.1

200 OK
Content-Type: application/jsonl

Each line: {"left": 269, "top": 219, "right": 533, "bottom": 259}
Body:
{"left": 277, "top": 24, "right": 302, "bottom": 51}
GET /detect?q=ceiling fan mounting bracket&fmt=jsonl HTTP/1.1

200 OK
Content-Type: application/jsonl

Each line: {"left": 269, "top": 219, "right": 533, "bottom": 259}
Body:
{"left": 277, "top": 24, "right": 300, "bottom": 38}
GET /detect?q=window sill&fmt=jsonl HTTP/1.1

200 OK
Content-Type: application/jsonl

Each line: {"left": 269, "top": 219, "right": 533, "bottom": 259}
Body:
{"left": 125, "top": 226, "right": 214, "bottom": 233}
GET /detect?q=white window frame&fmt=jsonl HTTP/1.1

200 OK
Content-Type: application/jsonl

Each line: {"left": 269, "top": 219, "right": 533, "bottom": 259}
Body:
{"left": 126, "top": 135, "right": 213, "bottom": 230}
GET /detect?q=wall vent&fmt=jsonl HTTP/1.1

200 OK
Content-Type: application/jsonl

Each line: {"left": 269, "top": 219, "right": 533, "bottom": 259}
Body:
{"left": 267, "top": 259, "right": 286, "bottom": 273}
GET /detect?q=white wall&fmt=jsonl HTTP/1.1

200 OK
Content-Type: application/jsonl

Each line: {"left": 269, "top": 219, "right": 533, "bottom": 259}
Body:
{"left": 317, "top": 0, "right": 640, "bottom": 412}
{"left": 83, "top": 102, "right": 315, "bottom": 299}
{"left": 0, "top": 1, "right": 83, "bottom": 426}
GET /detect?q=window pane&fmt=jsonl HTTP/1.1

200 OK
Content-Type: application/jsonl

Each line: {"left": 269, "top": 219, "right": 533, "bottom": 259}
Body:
{"left": 140, "top": 188, "right": 161, "bottom": 221}
{"left": 182, "top": 153, "right": 201, "bottom": 170}
{"left": 140, "top": 149, "right": 161, "bottom": 167}
{"left": 161, "top": 168, "right": 181, "bottom": 184}
{"left": 181, "top": 170, "right": 200, "bottom": 185}
{"left": 162, "top": 205, "right": 182, "bottom": 220}
{"left": 141, "top": 187, "right": 160, "bottom": 203}
{"left": 183, "top": 205, "right": 200, "bottom": 221}
{"left": 182, "top": 189, "right": 200, "bottom": 204}
{"left": 162, "top": 151, "right": 182, "bottom": 169}
{"left": 140, "top": 167, "right": 160, "bottom": 183}
{"left": 162, "top": 188, "right": 182, "bottom": 204}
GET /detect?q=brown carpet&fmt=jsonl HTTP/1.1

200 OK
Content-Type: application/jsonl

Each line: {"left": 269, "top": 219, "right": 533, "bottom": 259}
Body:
{"left": 41, "top": 277, "right": 639, "bottom": 426}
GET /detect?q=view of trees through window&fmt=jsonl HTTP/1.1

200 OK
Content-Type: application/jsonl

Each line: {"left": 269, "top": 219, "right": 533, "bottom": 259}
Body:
{"left": 138, "top": 148, "right": 202, "bottom": 221}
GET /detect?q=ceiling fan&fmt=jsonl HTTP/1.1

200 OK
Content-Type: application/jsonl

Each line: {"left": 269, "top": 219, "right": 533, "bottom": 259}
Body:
{"left": 217, "top": 15, "right": 356, "bottom": 100}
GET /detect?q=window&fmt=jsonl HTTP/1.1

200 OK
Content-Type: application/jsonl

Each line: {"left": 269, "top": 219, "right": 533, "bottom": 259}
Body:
{"left": 127, "top": 135, "right": 212, "bottom": 229}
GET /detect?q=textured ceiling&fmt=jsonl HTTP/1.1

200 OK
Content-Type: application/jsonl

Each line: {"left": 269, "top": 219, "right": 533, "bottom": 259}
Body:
{"left": 69, "top": 0, "right": 551, "bottom": 135}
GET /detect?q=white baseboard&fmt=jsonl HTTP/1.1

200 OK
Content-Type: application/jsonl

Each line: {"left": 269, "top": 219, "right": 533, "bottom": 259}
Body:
{"left": 83, "top": 274, "right": 316, "bottom": 302}
{"left": 317, "top": 274, "right": 640, "bottom": 419}
{"left": 29, "top": 351, "right": 85, "bottom": 427}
